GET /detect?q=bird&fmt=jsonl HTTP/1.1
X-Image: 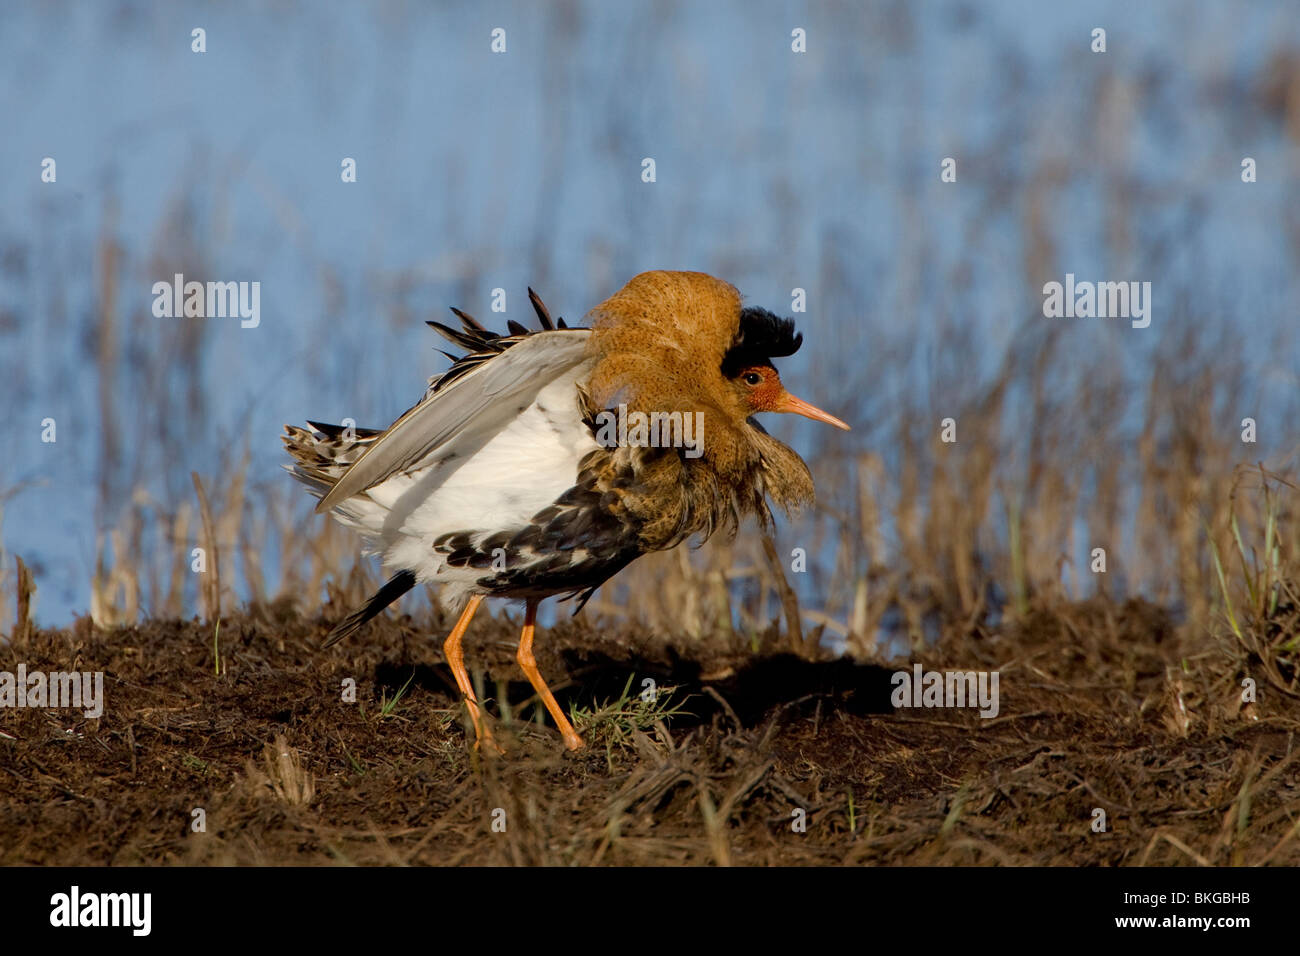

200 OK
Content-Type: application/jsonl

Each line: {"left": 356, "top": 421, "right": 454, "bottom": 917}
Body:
{"left": 283, "top": 270, "right": 849, "bottom": 752}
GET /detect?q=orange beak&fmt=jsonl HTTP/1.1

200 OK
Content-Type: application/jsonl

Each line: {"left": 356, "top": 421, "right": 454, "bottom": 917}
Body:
{"left": 776, "top": 391, "right": 851, "bottom": 430}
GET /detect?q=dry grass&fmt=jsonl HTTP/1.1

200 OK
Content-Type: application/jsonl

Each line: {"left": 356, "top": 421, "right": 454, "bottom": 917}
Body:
{"left": 1, "top": 587, "right": 1297, "bottom": 866}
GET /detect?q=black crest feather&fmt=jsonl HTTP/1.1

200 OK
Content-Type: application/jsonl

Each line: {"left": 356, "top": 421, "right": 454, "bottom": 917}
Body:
{"left": 721, "top": 307, "right": 803, "bottom": 376}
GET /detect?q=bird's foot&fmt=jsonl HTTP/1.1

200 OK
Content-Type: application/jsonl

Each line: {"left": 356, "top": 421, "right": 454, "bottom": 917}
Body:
{"left": 466, "top": 709, "right": 505, "bottom": 756}
{"left": 461, "top": 697, "right": 505, "bottom": 756}
{"left": 472, "top": 727, "right": 507, "bottom": 756}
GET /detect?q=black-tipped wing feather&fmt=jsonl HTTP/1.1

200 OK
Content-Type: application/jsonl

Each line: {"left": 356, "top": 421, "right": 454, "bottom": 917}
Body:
{"left": 322, "top": 570, "right": 417, "bottom": 647}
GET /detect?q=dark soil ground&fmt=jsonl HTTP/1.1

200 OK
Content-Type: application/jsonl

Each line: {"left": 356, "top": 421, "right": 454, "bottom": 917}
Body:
{"left": 3, "top": 597, "right": 1298, "bottom": 865}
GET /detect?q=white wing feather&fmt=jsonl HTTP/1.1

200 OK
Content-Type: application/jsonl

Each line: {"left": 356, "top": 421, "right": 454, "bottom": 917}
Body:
{"left": 316, "top": 330, "right": 592, "bottom": 513}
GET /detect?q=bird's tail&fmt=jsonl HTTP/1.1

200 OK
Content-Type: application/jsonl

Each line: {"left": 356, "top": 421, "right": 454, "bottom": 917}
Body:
{"left": 322, "top": 569, "right": 418, "bottom": 648}
{"left": 281, "top": 420, "right": 384, "bottom": 496}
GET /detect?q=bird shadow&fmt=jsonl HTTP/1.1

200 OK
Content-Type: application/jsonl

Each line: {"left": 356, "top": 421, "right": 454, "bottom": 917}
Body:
{"left": 374, "top": 652, "right": 899, "bottom": 730}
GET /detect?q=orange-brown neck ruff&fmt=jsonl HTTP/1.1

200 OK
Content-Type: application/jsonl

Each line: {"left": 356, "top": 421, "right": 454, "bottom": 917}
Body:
{"left": 582, "top": 270, "right": 814, "bottom": 551}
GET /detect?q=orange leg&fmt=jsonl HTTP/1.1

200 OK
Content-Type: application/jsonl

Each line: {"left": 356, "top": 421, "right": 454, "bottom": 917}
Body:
{"left": 442, "top": 594, "right": 500, "bottom": 753}
{"left": 517, "top": 600, "right": 585, "bottom": 751}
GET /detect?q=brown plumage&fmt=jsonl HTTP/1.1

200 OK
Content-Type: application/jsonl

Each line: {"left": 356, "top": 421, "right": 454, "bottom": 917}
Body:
{"left": 284, "top": 269, "right": 848, "bottom": 753}
{"left": 583, "top": 271, "right": 822, "bottom": 553}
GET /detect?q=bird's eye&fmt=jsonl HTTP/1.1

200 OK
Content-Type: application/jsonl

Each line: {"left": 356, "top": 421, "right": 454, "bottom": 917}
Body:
{"left": 743, "top": 372, "right": 762, "bottom": 386}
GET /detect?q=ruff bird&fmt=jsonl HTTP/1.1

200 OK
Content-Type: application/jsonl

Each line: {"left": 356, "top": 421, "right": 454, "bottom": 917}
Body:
{"left": 284, "top": 270, "right": 849, "bottom": 751}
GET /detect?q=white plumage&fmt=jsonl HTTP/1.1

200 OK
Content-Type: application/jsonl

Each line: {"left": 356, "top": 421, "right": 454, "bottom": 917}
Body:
{"left": 286, "top": 334, "right": 597, "bottom": 609}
